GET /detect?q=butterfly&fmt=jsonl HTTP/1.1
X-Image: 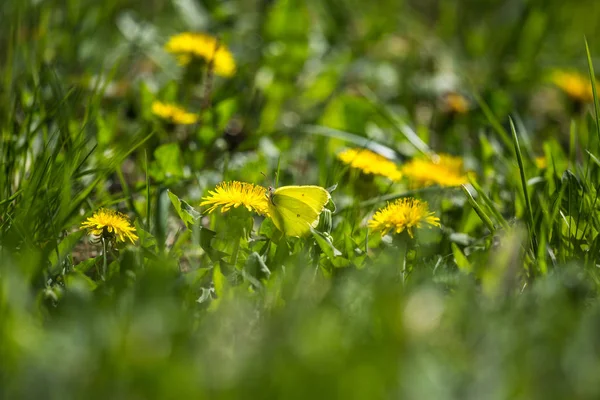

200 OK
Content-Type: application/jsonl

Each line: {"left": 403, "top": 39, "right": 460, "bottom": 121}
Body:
{"left": 267, "top": 185, "right": 331, "bottom": 237}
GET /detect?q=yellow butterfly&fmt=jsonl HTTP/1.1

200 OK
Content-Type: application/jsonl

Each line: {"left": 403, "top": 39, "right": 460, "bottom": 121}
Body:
{"left": 267, "top": 185, "right": 331, "bottom": 237}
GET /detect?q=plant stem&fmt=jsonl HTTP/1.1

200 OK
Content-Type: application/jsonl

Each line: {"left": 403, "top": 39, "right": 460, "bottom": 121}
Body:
{"left": 393, "top": 233, "right": 409, "bottom": 284}
{"left": 230, "top": 236, "right": 241, "bottom": 266}
{"left": 101, "top": 236, "right": 108, "bottom": 281}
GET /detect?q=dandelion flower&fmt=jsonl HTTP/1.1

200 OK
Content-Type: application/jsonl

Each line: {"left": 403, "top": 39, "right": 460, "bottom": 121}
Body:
{"left": 368, "top": 198, "right": 440, "bottom": 237}
{"left": 550, "top": 70, "right": 595, "bottom": 103}
{"left": 81, "top": 209, "right": 138, "bottom": 244}
{"left": 200, "top": 181, "right": 269, "bottom": 216}
{"left": 337, "top": 148, "right": 402, "bottom": 181}
{"left": 534, "top": 156, "right": 547, "bottom": 169}
{"left": 151, "top": 101, "right": 199, "bottom": 125}
{"left": 165, "top": 32, "right": 236, "bottom": 77}
{"left": 444, "top": 92, "right": 469, "bottom": 114}
{"left": 401, "top": 154, "right": 468, "bottom": 188}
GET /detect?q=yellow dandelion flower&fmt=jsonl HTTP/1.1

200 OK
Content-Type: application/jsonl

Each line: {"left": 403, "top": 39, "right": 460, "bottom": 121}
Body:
{"left": 151, "top": 101, "right": 199, "bottom": 125}
{"left": 401, "top": 154, "right": 468, "bottom": 188}
{"left": 368, "top": 198, "right": 440, "bottom": 237}
{"left": 550, "top": 70, "right": 595, "bottom": 103}
{"left": 534, "top": 156, "right": 547, "bottom": 169}
{"left": 444, "top": 93, "right": 469, "bottom": 114}
{"left": 200, "top": 181, "right": 269, "bottom": 216}
{"left": 337, "top": 148, "right": 402, "bottom": 181}
{"left": 81, "top": 209, "right": 138, "bottom": 244}
{"left": 165, "top": 32, "right": 236, "bottom": 77}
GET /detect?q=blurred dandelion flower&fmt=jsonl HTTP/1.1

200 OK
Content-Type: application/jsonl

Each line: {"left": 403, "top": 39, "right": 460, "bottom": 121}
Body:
{"left": 401, "top": 154, "right": 468, "bottom": 188}
{"left": 200, "top": 181, "right": 269, "bottom": 216}
{"left": 151, "top": 101, "right": 199, "bottom": 125}
{"left": 368, "top": 198, "right": 440, "bottom": 237}
{"left": 165, "top": 32, "right": 236, "bottom": 77}
{"left": 550, "top": 70, "right": 595, "bottom": 103}
{"left": 337, "top": 148, "right": 402, "bottom": 181}
{"left": 81, "top": 209, "right": 138, "bottom": 244}
{"left": 535, "top": 156, "right": 547, "bottom": 169}
{"left": 443, "top": 92, "right": 469, "bottom": 114}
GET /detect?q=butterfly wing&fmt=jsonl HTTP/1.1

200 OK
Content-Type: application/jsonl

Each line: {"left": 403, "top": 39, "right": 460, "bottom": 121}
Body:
{"left": 268, "top": 186, "right": 330, "bottom": 237}
{"left": 273, "top": 186, "right": 330, "bottom": 213}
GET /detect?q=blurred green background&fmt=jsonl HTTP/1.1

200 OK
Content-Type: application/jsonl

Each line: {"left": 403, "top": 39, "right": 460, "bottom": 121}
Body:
{"left": 3, "top": 0, "right": 600, "bottom": 399}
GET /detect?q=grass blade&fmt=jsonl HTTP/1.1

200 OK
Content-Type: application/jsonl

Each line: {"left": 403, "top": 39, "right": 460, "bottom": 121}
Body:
{"left": 585, "top": 37, "right": 600, "bottom": 149}
{"left": 468, "top": 175, "right": 510, "bottom": 230}
{"left": 301, "top": 124, "right": 398, "bottom": 161}
{"left": 510, "top": 117, "right": 537, "bottom": 254}
{"left": 359, "top": 85, "right": 432, "bottom": 157}
{"left": 461, "top": 185, "right": 496, "bottom": 234}
{"left": 473, "top": 91, "right": 513, "bottom": 149}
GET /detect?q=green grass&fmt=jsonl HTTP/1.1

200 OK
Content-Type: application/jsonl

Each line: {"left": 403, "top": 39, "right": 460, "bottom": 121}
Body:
{"left": 3, "top": 0, "right": 600, "bottom": 398}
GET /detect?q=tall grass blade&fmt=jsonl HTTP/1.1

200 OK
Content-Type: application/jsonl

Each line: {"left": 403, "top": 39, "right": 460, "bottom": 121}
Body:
{"left": 585, "top": 37, "right": 600, "bottom": 149}
{"left": 510, "top": 117, "right": 537, "bottom": 255}
{"left": 359, "top": 85, "right": 432, "bottom": 157}
{"left": 461, "top": 185, "right": 496, "bottom": 234}
{"left": 473, "top": 92, "right": 513, "bottom": 149}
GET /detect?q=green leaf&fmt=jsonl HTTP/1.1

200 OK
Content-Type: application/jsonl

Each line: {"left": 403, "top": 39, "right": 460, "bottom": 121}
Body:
{"left": 49, "top": 230, "right": 85, "bottom": 274}
{"left": 167, "top": 190, "right": 201, "bottom": 229}
{"left": 452, "top": 243, "right": 472, "bottom": 273}
{"left": 271, "top": 238, "right": 290, "bottom": 269}
{"left": 198, "top": 226, "right": 229, "bottom": 263}
{"left": 208, "top": 264, "right": 228, "bottom": 311}
{"left": 561, "top": 215, "right": 596, "bottom": 242}
{"left": 65, "top": 270, "right": 98, "bottom": 292}
{"left": 212, "top": 264, "right": 225, "bottom": 298}
{"left": 311, "top": 228, "right": 350, "bottom": 268}
{"left": 244, "top": 252, "right": 271, "bottom": 283}
{"left": 74, "top": 256, "right": 101, "bottom": 274}
{"left": 135, "top": 220, "right": 157, "bottom": 251}
{"left": 151, "top": 143, "right": 184, "bottom": 181}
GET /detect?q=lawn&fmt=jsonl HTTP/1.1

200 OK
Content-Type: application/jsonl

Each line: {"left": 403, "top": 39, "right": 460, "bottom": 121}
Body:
{"left": 2, "top": 0, "right": 600, "bottom": 398}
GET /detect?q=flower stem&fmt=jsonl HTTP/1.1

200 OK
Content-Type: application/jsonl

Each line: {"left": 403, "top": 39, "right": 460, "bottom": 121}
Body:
{"left": 230, "top": 236, "right": 240, "bottom": 265}
{"left": 400, "top": 240, "right": 408, "bottom": 284}
{"left": 392, "top": 232, "right": 411, "bottom": 284}
{"left": 101, "top": 236, "right": 108, "bottom": 281}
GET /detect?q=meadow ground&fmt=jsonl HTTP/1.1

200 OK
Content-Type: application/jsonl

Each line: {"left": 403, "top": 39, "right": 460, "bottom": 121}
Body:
{"left": 3, "top": 0, "right": 600, "bottom": 398}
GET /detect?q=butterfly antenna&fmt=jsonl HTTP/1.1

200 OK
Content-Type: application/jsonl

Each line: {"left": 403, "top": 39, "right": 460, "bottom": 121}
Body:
{"left": 260, "top": 171, "right": 276, "bottom": 190}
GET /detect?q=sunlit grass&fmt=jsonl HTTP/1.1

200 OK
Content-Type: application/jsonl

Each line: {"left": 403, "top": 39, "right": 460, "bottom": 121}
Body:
{"left": 2, "top": 0, "right": 600, "bottom": 398}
